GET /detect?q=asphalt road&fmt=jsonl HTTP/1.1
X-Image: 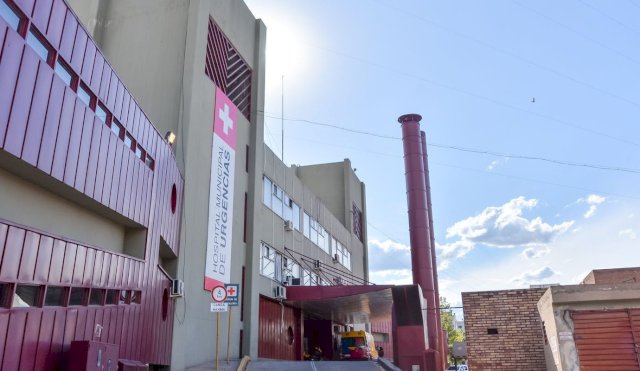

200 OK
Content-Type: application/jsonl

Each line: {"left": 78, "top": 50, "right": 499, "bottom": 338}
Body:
{"left": 247, "top": 360, "right": 384, "bottom": 371}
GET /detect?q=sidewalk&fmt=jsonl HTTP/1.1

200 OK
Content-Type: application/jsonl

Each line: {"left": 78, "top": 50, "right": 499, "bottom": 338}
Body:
{"left": 186, "top": 359, "right": 242, "bottom": 371}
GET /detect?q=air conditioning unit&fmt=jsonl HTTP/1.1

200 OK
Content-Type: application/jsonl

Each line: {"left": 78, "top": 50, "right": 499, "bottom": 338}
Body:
{"left": 171, "top": 279, "right": 184, "bottom": 297}
{"left": 333, "top": 253, "right": 340, "bottom": 263}
{"left": 291, "top": 277, "right": 301, "bottom": 286}
{"left": 274, "top": 285, "right": 287, "bottom": 300}
{"left": 284, "top": 275, "right": 293, "bottom": 286}
{"left": 313, "top": 260, "right": 321, "bottom": 269}
{"left": 284, "top": 220, "right": 294, "bottom": 231}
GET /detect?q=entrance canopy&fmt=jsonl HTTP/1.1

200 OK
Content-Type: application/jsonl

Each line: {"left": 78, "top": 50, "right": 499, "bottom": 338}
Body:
{"left": 285, "top": 285, "right": 401, "bottom": 324}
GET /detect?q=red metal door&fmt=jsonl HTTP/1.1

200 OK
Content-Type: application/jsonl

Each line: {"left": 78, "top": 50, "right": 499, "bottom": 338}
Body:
{"left": 258, "top": 296, "right": 301, "bottom": 360}
{"left": 573, "top": 310, "right": 640, "bottom": 371}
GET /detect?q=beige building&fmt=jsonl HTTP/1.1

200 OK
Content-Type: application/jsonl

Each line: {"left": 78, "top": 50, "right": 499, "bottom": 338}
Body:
{"left": 18, "top": 0, "right": 370, "bottom": 368}
{"left": 538, "top": 278, "right": 640, "bottom": 370}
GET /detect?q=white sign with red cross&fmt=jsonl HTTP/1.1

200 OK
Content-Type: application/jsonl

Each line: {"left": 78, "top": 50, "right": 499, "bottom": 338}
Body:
{"left": 224, "top": 284, "right": 239, "bottom": 306}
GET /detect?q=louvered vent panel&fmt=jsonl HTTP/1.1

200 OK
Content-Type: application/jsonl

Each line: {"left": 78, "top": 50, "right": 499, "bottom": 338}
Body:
{"left": 205, "top": 18, "right": 252, "bottom": 120}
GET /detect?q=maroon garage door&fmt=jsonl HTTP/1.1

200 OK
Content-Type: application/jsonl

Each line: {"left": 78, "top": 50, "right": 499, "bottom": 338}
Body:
{"left": 258, "top": 296, "right": 301, "bottom": 360}
{"left": 573, "top": 309, "right": 640, "bottom": 371}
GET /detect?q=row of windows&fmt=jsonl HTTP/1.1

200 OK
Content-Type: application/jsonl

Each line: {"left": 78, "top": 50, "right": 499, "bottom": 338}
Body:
{"left": 262, "top": 176, "right": 352, "bottom": 271}
{"left": 262, "top": 177, "right": 300, "bottom": 231}
{"left": 259, "top": 243, "right": 331, "bottom": 286}
{"left": 333, "top": 237, "right": 352, "bottom": 270}
{"left": 0, "top": 282, "right": 142, "bottom": 309}
{"left": 0, "top": 0, "right": 155, "bottom": 170}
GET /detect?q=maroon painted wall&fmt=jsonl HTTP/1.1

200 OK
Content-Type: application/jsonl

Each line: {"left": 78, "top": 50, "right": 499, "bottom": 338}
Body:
{"left": 371, "top": 318, "right": 393, "bottom": 360}
{"left": 0, "top": 0, "right": 183, "bottom": 368}
{"left": 258, "top": 296, "right": 301, "bottom": 360}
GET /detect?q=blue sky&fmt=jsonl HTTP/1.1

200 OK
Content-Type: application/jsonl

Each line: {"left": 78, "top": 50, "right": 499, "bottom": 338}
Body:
{"left": 244, "top": 0, "right": 640, "bottom": 310}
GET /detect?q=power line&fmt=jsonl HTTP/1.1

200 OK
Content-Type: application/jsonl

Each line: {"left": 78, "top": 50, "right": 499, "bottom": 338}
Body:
{"left": 577, "top": 0, "right": 640, "bottom": 37}
{"left": 281, "top": 24, "right": 640, "bottom": 148}
{"left": 374, "top": 0, "right": 640, "bottom": 111}
{"left": 260, "top": 112, "right": 640, "bottom": 175}
{"left": 269, "top": 128, "right": 640, "bottom": 200}
{"left": 512, "top": 0, "right": 640, "bottom": 66}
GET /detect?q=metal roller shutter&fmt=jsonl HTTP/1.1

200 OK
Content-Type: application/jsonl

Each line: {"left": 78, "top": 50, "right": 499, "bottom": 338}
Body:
{"left": 572, "top": 310, "right": 640, "bottom": 371}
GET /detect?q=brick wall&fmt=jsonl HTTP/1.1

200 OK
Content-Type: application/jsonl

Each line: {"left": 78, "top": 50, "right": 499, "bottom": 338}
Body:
{"left": 462, "top": 288, "right": 547, "bottom": 370}
{"left": 582, "top": 267, "right": 640, "bottom": 284}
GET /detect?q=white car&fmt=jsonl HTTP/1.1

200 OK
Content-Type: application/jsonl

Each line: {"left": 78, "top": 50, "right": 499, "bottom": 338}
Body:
{"left": 446, "top": 365, "right": 468, "bottom": 371}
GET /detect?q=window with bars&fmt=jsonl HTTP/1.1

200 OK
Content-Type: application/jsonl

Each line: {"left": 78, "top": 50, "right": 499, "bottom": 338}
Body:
{"left": 205, "top": 18, "right": 252, "bottom": 120}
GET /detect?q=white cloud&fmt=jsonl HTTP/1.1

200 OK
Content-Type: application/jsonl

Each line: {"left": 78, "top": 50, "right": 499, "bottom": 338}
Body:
{"left": 513, "top": 266, "right": 556, "bottom": 284}
{"left": 579, "top": 194, "right": 606, "bottom": 219}
{"left": 619, "top": 228, "right": 637, "bottom": 240}
{"left": 368, "top": 239, "right": 410, "bottom": 253}
{"left": 522, "top": 247, "right": 551, "bottom": 259}
{"left": 368, "top": 269, "right": 413, "bottom": 285}
{"left": 446, "top": 197, "right": 574, "bottom": 247}
{"left": 368, "top": 239, "right": 412, "bottom": 272}
{"left": 438, "top": 259, "right": 450, "bottom": 271}
{"left": 436, "top": 240, "right": 475, "bottom": 258}
{"left": 487, "top": 157, "right": 509, "bottom": 171}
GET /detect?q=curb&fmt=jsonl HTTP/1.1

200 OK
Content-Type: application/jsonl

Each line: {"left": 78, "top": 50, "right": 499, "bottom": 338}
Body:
{"left": 236, "top": 355, "right": 251, "bottom": 371}
{"left": 378, "top": 357, "right": 401, "bottom": 371}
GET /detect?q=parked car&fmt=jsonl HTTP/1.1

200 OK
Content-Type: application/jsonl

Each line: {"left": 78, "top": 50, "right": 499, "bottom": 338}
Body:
{"left": 446, "top": 365, "right": 469, "bottom": 371}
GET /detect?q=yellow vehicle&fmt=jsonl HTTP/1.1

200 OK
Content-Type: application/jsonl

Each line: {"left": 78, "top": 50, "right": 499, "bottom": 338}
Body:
{"left": 339, "top": 330, "right": 379, "bottom": 361}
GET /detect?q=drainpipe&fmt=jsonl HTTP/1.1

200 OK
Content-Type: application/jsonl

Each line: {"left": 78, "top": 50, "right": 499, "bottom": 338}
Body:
{"left": 397, "top": 114, "right": 439, "bottom": 354}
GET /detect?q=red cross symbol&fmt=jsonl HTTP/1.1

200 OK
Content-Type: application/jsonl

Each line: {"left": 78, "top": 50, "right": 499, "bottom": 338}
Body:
{"left": 227, "top": 286, "right": 236, "bottom": 296}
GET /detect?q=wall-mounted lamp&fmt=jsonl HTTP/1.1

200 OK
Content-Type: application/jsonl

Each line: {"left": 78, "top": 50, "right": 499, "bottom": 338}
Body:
{"left": 165, "top": 131, "right": 176, "bottom": 145}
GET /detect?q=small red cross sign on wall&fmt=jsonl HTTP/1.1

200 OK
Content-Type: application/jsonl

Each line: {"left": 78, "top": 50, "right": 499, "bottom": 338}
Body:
{"left": 227, "top": 286, "right": 236, "bottom": 296}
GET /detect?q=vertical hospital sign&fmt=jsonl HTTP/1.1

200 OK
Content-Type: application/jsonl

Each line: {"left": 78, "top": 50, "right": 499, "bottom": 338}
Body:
{"left": 205, "top": 88, "right": 238, "bottom": 291}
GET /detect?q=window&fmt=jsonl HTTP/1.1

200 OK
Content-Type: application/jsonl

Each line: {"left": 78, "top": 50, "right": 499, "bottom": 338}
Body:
{"left": 26, "top": 28, "right": 52, "bottom": 64}
{"left": 0, "top": 0, "right": 22, "bottom": 32}
{"left": 302, "top": 270, "right": 318, "bottom": 286}
{"left": 145, "top": 154, "right": 154, "bottom": 169}
{"left": 263, "top": 176, "right": 302, "bottom": 230}
{"left": 304, "top": 213, "right": 330, "bottom": 254}
{"left": 89, "top": 289, "right": 104, "bottom": 305}
{"left": 44, "top": 286, "right": 66, "bottom": 306}
{"left": 124, "top": 132, "right": 134, "bottom": 150}
{"left": 487, "top": 328, "right": 499, "bottom": 335}
{"left": 54, "top": 58, "right": 75, "bottom": 88}
{"left": 119, "top": 290, "right": 129, "bottom": 305}
{"left": 0, "top": 283, "right": 11, "bottom": 308}
{"left": 135, "top": 144, "right": 144, "bottom": 159}
{"left": 111, "top": 119, "right": 123, "bottom": 139}
{"left": 303, "top": 213, "right": 310, "bottom": 239}
{"left": 14, "top": 285, "right": 40, "bottom": 307}
{"left": 96, "top": 103, "right": 109, "bottom": 124}
{"left": 283, "top": 257, "right": 300, "bottom": 280}
{"left": 260, "top": 243, "right": 275, "bottom": 279}
{"left": 105, "top": 289, "right": 118, "bottom": 305}
{"left": 271, "top": 183, "right": 283, "bottom": 218}
{"left": 332, "top": 237, "right": 352, "bottom": 270}
{"left": 263, "top": 177, "right": 272, "bottom": 208}
{"left": 131, "top": 290, "right": 142, "bottom": 304}
{"left": 78, "top": 83, "right": 94, "bottom": 107}
{"left": 245, "top": 145, "right": 249, "bottom": 173}
{"left": 292, "top": 203, "right": 301, "bottom": 231}
{"left": 69, "top": 287, "right": 87, "bottom": 306}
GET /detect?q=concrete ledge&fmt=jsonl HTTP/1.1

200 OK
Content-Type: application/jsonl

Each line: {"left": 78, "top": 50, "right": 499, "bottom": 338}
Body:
{"left": 237, "top": 356, "right": 251, "bottom": 371}
{"left": 378, "top": 357, "right": 401, "bottom": 371}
